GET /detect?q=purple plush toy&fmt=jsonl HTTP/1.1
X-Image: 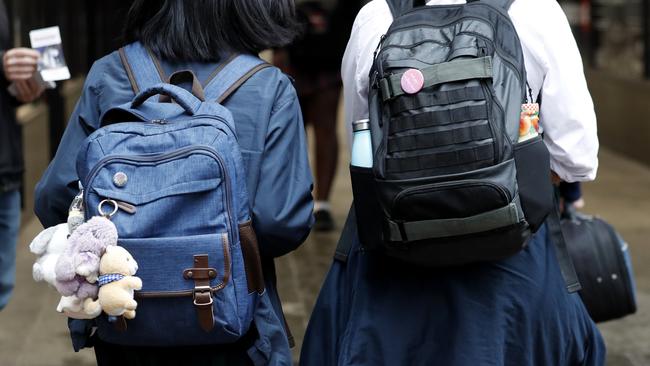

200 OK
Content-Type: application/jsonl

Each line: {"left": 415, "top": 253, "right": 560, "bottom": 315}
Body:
{"left": 54, "top": 216, "right": 118, "bottom": 298}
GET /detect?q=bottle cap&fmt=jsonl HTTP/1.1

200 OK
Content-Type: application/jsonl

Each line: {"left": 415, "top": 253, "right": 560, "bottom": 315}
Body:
{"left": 353, "top": 119, "right": 370, "bottom": 132}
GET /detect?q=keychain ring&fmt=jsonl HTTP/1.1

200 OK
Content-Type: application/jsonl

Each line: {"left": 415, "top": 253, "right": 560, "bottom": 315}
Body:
{"left": 97, "top": 199, "right": 119, "bottom": 219}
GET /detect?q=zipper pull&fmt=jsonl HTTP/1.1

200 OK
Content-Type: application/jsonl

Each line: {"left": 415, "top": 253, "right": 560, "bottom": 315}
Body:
{"left": 151, "top": 119, "right": 168, "bottom": 125}
{"left": 116, "top": 200, "right": 137, "bottom": 214}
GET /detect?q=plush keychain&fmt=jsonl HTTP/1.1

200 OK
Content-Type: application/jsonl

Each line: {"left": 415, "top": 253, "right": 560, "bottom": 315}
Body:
{"left": 54, "top": 216, "right": 118, "bottom": 298}
{"left": 83, "top": 245, "right": 143, "bottom": 320}
{"left": 29, "top": 189, "right": 100, "bottom": 319}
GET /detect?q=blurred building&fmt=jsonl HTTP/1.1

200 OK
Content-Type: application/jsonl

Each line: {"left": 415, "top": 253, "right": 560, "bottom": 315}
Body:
{"left": 560, "top": 0, "right": 650, "bottom": 167}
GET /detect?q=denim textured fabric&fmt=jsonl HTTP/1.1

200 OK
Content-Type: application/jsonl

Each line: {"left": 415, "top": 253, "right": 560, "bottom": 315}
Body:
{"left": 35, "top": 42, "right": 313, "bottom": 363}
{"left": 78, "top": 73, "right": 257, "bottom": 345}
{"left": 0, "top": 189, "right": 20, "bottom": 310}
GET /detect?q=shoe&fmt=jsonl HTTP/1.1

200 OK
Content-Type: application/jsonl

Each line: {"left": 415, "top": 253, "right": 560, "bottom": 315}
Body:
{"left": 313, "top": 209, "right": 335, "bottom": 232}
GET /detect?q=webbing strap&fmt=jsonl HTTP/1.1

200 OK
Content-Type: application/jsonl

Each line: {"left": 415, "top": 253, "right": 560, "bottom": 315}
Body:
{"left": 216, "top": 63, "right": 272, "bottom": 104}
{"left": 119, "top": 43, "right": 166, "bottom": 93}
{"left": 389, "top": 104, "right": 488, "bottom": 134}
{"left": 469, "top": 0, "right": 516, "bottom": 12}
{"left": 390, "top": 86, "right": 485, "bottom": 115}
{"left": 203, "top": 54, "right": 270, "bottom": 103}
{"left": 386, "top": 202, "right": 521, "bottom": 242}
{"left": 548, "top": 192, "right": 582, "bottom": 293}
{"left": 385, "top": 143, "right": 494, "bottom": 173}
{"left": 387, "top": 123, "right": 492, "bottom": 153}
{"left": 334, "top": 205, "right": 357, "bottom": 263}
{"left": 386, "top": 0, "right": 428, "bottom": 18}
{"left": 380, "top": 57, "right": 493, "bottom": 101}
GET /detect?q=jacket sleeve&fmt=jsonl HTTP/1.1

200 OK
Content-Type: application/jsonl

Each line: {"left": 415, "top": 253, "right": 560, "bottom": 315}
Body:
{"left": 34, "top": 62, "right": 103, "bottom": 228}
{"left": 252, "top": 86, "right": 314, "bottom": 258}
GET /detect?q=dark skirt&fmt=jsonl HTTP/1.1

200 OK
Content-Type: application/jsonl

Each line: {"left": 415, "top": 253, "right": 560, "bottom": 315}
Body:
{"left": 94, "top": 334, "right": 255, "bottom": 366}
{"left": 301, "top": 222, "right": 606, "bottom": 366}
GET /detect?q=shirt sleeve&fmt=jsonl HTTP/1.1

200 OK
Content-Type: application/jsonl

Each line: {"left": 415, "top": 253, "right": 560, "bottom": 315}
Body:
{"left": 251, "top": 85, "right": 314, "bottom": 258}
{"left": 34, "top": 61, "right": 103, "bottom": 227}
{"left": 534, "top": 0, "right": 599, "bottom": 182}
{"left": 342, "top": 0, "right": 394, "bottom": 145}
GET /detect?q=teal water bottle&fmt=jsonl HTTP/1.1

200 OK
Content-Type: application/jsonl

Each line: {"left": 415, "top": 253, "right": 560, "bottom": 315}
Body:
{"left": 351, "top": 119, "right": 373, "bottom": 168}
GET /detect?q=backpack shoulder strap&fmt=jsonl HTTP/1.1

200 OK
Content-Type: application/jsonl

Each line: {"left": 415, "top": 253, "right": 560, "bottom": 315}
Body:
{"left": 468, "top": 0, "right": 516, "bottom": 11}
{"left": 203, "top": 54, "right": 272, "bottom": 104}
{"left": 119, "top": 42, "right": 167, "bottom": 94}
{"left": 386, "top": 0, "right": 427, "bottom": 19}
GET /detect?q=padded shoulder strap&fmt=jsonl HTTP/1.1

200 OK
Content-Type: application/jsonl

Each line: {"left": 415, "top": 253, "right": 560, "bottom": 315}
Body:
{"left": 468, "top": 0, "right": 516, "bottom": 11}
{"left": 386, "top": 0, "right": 427, "bottom": 19}
{"left": 203, "top": 54, "right": 272, "bottom": 104}
{"left": 119, "top": 42, "right": 166, "bottom": 94}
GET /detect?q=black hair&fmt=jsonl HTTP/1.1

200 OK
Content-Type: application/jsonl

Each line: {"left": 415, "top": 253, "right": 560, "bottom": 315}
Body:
{"left": 123, "top": 0, "right": 301, "bottom": 62}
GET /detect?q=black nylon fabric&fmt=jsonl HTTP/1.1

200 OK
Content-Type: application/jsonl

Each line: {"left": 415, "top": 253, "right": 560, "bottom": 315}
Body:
{"left": 390, "top": 86, "right": 485, "bottom": 115}
{"left": 349, "top": 0, "right": 540, "bottom": 267}
{"left": 389, "top": 104, "right": 489, "bottom": 134}
{"left": 388, "top": 122, "right": 492, "bottom": 153}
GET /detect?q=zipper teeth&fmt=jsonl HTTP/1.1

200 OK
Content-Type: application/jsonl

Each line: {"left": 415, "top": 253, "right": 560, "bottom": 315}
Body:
{"left": 393, "top": 180, "right": 510, "bottom": 211}
{"left": 84, "top": 145, "right": 236, "bottom": 262}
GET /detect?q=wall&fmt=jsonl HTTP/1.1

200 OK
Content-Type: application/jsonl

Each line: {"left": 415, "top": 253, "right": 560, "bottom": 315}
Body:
{"left": 586, "top": 69, "right": 650, "bottom": 167}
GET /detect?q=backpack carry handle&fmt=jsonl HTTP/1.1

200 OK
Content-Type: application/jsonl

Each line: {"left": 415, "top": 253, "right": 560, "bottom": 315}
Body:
{"left": 131, "top": 83, "right": 201, "bottom": 116}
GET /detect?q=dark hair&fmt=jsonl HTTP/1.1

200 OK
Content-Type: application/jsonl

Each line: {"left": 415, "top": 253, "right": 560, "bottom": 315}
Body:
{"left": 123, "top": 0, "right": 301, "bottom": 62}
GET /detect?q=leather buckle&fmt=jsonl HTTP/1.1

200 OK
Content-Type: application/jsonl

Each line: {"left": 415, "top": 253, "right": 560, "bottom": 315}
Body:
{"left": 184, "top": 254, "right": 217, "bottom": 332}
{"left": 193, "top": 286, "right": 214, "bottom": 307}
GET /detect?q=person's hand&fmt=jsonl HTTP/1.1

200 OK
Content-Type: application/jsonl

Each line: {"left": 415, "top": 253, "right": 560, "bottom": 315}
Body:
{"left": 3, "top": 47, "right": 40, "bottom": 81}
{"left": 14, "top": 78, "right": 45, "bottom": 103}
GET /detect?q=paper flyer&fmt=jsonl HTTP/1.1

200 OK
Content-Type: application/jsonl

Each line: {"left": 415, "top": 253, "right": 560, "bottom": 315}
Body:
{"left": 29, "top": 26, "right": 71, "bottom": 82}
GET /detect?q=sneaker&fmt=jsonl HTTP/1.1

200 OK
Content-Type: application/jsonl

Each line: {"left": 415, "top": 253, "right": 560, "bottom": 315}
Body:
{"left": 313, "top": 209, "right": 335, "bottom": 232}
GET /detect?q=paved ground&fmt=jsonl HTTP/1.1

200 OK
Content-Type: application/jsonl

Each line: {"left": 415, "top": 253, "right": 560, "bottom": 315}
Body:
{"left": 1, "top": 144, "right": 649, "bottom": 365}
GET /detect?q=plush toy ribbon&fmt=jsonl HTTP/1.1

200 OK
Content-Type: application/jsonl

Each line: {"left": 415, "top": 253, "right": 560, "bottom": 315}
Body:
{"left": 98, "top": 273, "right": 126, "bottom": 287}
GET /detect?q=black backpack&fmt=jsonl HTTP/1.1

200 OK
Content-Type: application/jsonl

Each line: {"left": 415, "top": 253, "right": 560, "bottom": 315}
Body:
{"left": 350, "top": 0, "right": 556, "bottom": 267}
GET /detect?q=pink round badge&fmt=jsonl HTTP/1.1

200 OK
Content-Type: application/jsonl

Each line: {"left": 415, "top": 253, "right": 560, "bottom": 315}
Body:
{"left": 401, "top": 69, "right": 425, "bottom": 95}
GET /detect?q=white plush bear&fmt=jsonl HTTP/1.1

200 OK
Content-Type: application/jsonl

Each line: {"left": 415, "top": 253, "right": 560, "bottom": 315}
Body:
{"left": 29, "top": 223, "right": 98, "bottom": 319}
{"left": 29, "top": 223, "right": 69, "bottom": 285}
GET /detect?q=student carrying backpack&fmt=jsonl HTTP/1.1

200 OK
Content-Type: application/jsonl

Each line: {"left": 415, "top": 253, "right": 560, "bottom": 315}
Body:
{"left": 34, "top": 1, "right": 313, "bottom": 365}
{"left": 302, "top": 0, "right": 604, "bottom": 365}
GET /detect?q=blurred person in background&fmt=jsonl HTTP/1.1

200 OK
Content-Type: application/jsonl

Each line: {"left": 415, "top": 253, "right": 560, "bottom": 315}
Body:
{"left": 275, "top": 0, "right": 365, "bottom": 231}
{"left": 0, "top": 0, "right": 45, "bottom": 311}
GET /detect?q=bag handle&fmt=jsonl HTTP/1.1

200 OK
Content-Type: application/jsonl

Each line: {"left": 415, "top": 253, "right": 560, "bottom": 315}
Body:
{"left": 131, "top": 83, "right": 201, "bottom": 116}
{"left": 162, "top": 70, "right": 206, "bottom": 102}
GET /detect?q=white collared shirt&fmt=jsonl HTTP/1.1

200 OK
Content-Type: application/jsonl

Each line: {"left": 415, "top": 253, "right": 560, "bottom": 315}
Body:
{"left": 342, "top": 0, "right": 599, "bottom": 182}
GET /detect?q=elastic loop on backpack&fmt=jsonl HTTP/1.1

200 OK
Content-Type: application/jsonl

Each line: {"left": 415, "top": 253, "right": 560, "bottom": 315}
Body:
{"left": 380, "top": 56, "right": 493, "bottom": 101}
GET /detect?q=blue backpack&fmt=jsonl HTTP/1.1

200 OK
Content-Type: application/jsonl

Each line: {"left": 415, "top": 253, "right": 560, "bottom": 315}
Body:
{"left": 77, "top": 43, "right": 269, "bottom": 346}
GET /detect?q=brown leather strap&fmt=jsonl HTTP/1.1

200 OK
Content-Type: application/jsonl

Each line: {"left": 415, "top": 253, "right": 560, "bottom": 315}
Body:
{"left": 184, "top": 254, "right": 217, "bottom": 332}
{"left": 118, "top": 47, "right": 139, "bottom": 94}
{"left": 202, "top": 53, "right": 239, "bottom": 88}
{"left": 113, "top": 315, "right": 127, "bottom": 332}
{"left": 162, "top": 70, "right": 206, "bottom": 102}
{"left": 216, "top": 63, "right": 273, "bottom": 104}
{"left": 239, "top": 221, "right": 265, "bottom": 294}
{"left": 145, "top": 47, "right": 167, "bottom": 82}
